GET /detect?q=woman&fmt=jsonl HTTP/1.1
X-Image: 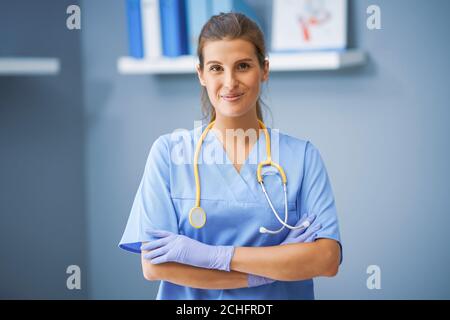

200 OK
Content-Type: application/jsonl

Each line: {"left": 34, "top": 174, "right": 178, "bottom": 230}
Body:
{"left": 119, "top": 12, "right": 342, "bottom": 300}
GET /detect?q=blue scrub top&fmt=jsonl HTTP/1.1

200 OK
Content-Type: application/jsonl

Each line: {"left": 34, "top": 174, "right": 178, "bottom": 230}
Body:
{"left": 119, "top": 124, "right": 342, "bottom": 300}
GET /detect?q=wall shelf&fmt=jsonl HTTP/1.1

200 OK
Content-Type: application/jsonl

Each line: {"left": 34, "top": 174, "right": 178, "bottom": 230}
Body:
{"left": 117, "top": 49, "right": 366, "bottom": 75}
{"left": 0, "top": 57, "right": 60, "bottom": 75}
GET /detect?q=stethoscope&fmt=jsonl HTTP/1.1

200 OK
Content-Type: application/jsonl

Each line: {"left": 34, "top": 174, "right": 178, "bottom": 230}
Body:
{"left": 188, "top": 119, "right": 311, "bottom": 234}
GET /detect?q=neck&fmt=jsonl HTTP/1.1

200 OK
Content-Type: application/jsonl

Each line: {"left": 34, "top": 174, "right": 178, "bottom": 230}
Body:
{"left": 212, "top": 111, "right": 261, "bottom": 139}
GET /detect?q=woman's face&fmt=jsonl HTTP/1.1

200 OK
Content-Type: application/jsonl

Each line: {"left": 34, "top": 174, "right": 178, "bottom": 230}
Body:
{"left": 196, "top": 38, "right": 269, "bottom": 119}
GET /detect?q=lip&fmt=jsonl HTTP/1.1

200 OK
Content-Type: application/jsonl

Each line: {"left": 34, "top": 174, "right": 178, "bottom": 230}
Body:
{"left": 221, "top": 93, "right": 244, "bottom": 102}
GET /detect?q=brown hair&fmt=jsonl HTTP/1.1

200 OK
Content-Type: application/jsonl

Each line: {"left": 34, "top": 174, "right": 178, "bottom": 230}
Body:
{"left": 197, "top": 12, "right": 269, "bottom": 123}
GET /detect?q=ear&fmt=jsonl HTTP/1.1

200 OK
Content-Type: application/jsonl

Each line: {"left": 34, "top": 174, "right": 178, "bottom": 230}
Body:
{"left": 196, "top": 64, "right": 206, "bottom": 87}
{"left": 261, "top": 58, "right": 269, "bottom": 82}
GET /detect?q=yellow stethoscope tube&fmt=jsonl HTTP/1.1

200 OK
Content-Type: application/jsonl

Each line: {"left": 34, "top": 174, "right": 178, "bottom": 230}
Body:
{"left": 188, "top": 120, "right": 215, "bottom": 229}
{"left": 189, "top": 119, "right": 308, "bottom": 234}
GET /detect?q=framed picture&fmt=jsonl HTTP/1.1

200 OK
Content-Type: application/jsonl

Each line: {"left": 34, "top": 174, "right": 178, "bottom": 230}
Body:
{"left": 272, "top": 0, "right": 347, "bottom": 52}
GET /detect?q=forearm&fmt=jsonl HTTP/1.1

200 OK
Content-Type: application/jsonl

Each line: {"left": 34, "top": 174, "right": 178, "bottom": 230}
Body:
{"left": 230, "top": 239, "right": 340, "bottom": 281}
{"left": 142, "top": 253, "right": 248, "bottom": 289}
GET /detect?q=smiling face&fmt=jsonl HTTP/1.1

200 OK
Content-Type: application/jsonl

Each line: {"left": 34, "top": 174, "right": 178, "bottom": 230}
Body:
{"left": 196, "top": 38, "right": 269, "bottom": 120}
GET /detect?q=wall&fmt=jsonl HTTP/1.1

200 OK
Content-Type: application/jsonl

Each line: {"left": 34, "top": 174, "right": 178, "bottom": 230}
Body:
{"left": 0, "top": 0, "right": 86, "bottom": 298}
{"left": 2, "top": 0, "right": 448, "bottom": 299}
{"left": 83, "top": 0, "right": 450, "bottom": 299}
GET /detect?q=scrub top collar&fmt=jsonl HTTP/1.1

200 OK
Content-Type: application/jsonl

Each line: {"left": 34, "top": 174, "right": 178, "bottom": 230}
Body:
{"left": 195, "top": 123, "right": 272, "bottom": 204}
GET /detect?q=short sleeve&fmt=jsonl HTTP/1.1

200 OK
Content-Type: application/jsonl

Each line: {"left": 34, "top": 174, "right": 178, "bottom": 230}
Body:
{"left": 118, "top": 135, "right": 179, "bottom": 254}
{"left": 298, "top": 141, "right": 343, "bottom": 264}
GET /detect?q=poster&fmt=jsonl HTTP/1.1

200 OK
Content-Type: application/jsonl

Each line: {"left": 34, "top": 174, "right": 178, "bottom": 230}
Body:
{"left": 272, "top": 0, "right": 347, "bottom": 52}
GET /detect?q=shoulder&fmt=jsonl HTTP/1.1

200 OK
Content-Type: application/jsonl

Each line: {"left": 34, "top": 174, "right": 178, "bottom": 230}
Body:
{"left": 273, "top": 129, "right": 318, "bottom": 155}
{"left": 146, "top": 128, "right": 197, "bottom": 164}
{"left": 272, "top": 129, "right": 327, "bottom": 171}
{"left": 149, "top": 133, "right": 171, "bottom": 156}
{"left": 154, "top": 127, "right": 200, "bottom": 147}
{"left": 145, "top": 133, "right": 174, "bottom": 168}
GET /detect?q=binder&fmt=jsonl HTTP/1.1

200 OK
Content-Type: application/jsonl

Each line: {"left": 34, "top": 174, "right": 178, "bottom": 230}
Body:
{"left": 159, "top": 0, "right": 189, "bottom": 57}
{"left": 141, "top": 0, "right": 162, "bottom": 59}
{"left": 211, "top": 0, "right": 264, "bottom": 32}
{"left": 186, "top": 0, "right": 211, "bottom": 55}
{"left": 125, "top": 0, "right": 144, "bottom": 58}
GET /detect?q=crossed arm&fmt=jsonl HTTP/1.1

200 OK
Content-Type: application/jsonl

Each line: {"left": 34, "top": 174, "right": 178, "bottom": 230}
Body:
{"left": 141, "top": 238, "right": 340, "bottom": 289}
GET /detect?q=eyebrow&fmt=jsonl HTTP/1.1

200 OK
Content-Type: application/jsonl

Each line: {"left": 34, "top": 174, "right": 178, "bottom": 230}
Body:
{"left": 206, "top": 58, "right": 254, "bottom": 65}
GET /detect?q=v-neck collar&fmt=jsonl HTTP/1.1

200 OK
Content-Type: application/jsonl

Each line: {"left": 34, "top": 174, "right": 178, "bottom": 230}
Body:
{"left": 204, "top": 125, "right": 270, "bottom": 203}
{"left": 209, "top": 127, "right": 264, "bottom": 175}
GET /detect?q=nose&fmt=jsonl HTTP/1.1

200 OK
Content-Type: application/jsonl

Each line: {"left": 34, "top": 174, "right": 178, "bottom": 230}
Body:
{"left": 224, "top": 70, "right": 238, "bottom": 89}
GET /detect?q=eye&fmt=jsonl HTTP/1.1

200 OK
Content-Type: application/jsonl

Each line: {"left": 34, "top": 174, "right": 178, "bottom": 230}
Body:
{"left": 237, "top": 63, "right": 250, "bottom": 71}
{"left": 209, "top": 65, "right": 223, "bottom": 72}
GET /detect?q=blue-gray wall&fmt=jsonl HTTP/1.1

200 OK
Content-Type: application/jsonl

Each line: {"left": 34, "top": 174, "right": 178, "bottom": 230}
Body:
{"left": 1, "top": 0, "right": 449, "bottom": 299}
{"left": 0, "top": 0, "right": 86, "bottom": 298}
{"left": 83, "top": 0, "right": 449, "bottom": 299}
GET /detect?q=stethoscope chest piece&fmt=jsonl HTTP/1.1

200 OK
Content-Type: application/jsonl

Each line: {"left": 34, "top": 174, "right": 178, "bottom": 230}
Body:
{"left": 189, "top": 206, "right": 206, "bottom": 229}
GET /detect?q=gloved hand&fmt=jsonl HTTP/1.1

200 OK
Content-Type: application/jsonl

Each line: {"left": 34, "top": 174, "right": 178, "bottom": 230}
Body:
{"left": 281, "top": 214, "right": 321, "bottom": 245}
{"left": 247, "top": 214, "right": 322, "bottom": 287}
{"left": 141, "top": 230, "right": 235, "bottom": 271}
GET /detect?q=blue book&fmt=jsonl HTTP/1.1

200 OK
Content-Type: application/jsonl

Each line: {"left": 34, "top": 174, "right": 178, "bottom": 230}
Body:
{"left": 160, "top": 0, "right": 189, "bottom": 57}
{"left": 125, "top": 0, "right": 144, "bottom": 58}
{"left": 186, "top": 0, "right": 211, "bottom": 55}
{"left": 211, "top": 0, "right": 264, "bottom": 32}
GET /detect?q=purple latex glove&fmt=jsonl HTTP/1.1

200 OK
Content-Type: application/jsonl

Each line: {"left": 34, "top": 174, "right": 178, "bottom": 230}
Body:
{"left": 281, "top": 214, "right": 321, "bottom": 245}
{"left": 248, "top": 214, "right": 322, "bottom": 288}
{"left": 141, "top": 230, "right": 235, "bottom": 271}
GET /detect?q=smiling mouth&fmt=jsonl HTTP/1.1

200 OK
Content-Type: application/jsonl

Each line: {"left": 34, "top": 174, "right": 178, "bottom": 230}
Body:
{"left": 221, "top": 93, "right": 244, "bottom": 101}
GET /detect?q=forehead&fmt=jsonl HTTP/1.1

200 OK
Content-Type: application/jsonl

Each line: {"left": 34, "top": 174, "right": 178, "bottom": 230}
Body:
{"left": 203, "top": 39, "right": 256, "bottom": 62}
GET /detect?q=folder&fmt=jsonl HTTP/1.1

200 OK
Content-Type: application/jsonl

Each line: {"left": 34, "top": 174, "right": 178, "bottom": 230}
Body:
{"left": 141, "top": 0, "right": 162, "bottom": 59}
{"left": 126, "top": 0, "right": 144, "bottom": 58}
{"left": 160, "top": 0, "right": 189, "bottom": 57}
{"left": 186, "top": 0, "right": 211, "bottom": 55}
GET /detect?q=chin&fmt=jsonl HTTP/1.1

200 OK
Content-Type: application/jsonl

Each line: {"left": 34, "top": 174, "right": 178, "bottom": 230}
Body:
{"left": 216, "top": 104, "right": 253, "bottom": 118}
{"left": 217, "top": 110, "right": 250, "bottom": 119}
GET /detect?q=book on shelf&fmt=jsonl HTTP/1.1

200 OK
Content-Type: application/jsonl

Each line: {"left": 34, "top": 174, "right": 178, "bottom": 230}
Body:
{"left": 211, "top": 0, "right": 264, "bottom": 33}
{"left": 141, "top": 0, "right": 162, "bottom": 59}
{"left": 125, "top": 0, "right": 144, "bottom": 58}
{"left": 126, "top": 0, "right": 264, "bottom": 59}
{"left": 159, "top": 0, "right": 189, "bottom": 57}
{"left": 186, "top": 0, "right": 210, "bottom": 55}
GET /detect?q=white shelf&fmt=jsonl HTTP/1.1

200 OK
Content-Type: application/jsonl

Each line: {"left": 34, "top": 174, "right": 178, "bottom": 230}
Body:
{"left": 0, "top": 58, "right": 60, "bottom": 75}
{"left": 117, "top": 49, "right": 366, "bottom": 75}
